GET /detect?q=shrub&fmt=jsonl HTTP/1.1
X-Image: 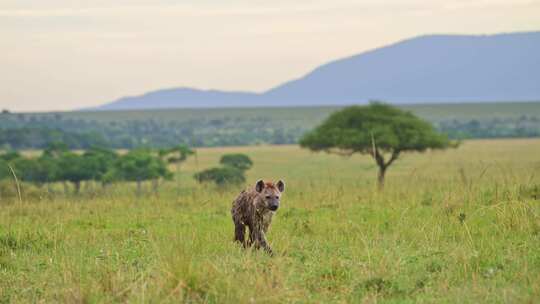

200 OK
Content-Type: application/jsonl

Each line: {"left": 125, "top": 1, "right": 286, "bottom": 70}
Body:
{"left": 194, "top": 167, "right": 245, "bottom": 186}
{"left": 220, "top": 154, "right": 253, "bottom": 171}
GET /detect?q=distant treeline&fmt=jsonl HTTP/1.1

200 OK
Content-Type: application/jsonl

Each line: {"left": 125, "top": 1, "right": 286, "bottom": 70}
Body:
{"left": 0, "top": 111, "right": 298, "bottom": 149}
{"left": 0, "top": 144, "right": 172, "bottom": 196}
{"left": 1, "top": 109, "right": 539, "bottom": 150}
{"left": 0, "top": 128, "right": 107, "bottom": 150}
{"left": 0, "top": 143, "right": 252, "bottom": 198}
{"left": 438, "top": 115, "right": 540, "bottom": 139}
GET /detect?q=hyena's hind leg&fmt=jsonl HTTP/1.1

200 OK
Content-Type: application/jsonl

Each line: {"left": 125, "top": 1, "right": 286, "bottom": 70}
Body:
{"left": 234, "top": 220, "right": 247, "bottom": 247}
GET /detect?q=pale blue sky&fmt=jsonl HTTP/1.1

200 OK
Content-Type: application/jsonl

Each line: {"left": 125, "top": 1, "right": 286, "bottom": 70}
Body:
{"left": 1, "top": 0, "right": 540, "bottom": 111}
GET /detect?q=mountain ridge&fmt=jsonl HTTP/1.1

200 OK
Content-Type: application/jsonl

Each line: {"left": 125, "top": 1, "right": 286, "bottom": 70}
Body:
{"left": 95, "top": 31, "right": 540, "bottom": 111}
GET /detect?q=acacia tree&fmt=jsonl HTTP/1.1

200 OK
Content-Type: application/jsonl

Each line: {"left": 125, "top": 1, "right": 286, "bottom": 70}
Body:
{"left": 11, "top": 157, "right": 54, "bottom": 186}
{"left": 57, "top": 152, "right": 94, "bottom": 193}
{"left": 1, "top": 150, "right": 58, "bottom": 193}
{"left": 300, "top": 103, "right": 452, "bottom": 188}
{"left": 82, "top": 147, "right": 118, "bottom": 188}
{"left": 115, "top": 149, "right": 172, "bottom": 196}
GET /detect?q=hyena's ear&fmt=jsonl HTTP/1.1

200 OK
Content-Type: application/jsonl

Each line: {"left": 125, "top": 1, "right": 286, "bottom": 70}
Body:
{"left": 255, "top": 180, "right": 265, "bottom": 193}
{"left": 276, "top": 180, "right": 285, "bottom": 192}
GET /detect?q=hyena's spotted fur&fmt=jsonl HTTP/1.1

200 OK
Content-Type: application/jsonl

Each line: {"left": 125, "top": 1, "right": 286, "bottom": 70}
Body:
{"left": 231, "top": 179, "right": 285, "bottom": 254}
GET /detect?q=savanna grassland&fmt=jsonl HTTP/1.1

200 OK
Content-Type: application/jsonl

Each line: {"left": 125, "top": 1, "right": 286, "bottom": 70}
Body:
{"left": 1, "top": 139, "right": 540, "bottom": 303}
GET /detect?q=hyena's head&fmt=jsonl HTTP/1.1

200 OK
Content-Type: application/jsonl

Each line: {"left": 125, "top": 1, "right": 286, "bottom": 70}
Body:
{"left": 255, "top": 179, "right": 285, "bottom": 211}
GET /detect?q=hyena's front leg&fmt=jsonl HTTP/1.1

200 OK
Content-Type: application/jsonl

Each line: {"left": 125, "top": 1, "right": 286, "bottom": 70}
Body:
{"left": 259, "top": 231, "right": 273, "bottom": 255}
{"left": 248, "top": 224, "right": 256, "bottom": 248}
{"left": 252, "top": 228, "right": 273, "bottom": 255}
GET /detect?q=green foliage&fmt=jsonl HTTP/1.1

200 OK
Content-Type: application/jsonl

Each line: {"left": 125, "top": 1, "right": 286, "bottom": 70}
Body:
{"left": 0, "top": 152, "right": 20, "bottom": 181}
{"left": 0, "top": 151, "right": 21, "bottom": 162}
{"left": 56, "top": 153, "right": 95, "bottom": 192}
{"left": 195, "top": 153, "right": 253, "bottom": 186}
{"left": 301, "top": 103, "right": 451, "bottom": 186}
{"left": 1, "top": 103, "right": 540, "bottom": 149}
{"left": 0, "top": 159, "right": 10, "bottom": 180}
{"left": 0, "top": 128, "right": 106, "bottom": 150}
{"left": 0, "top": 146, "right": 176, "bottom": 194}
{"left": 82, "top": 147, "right": 118, "bottom": 182}
{"left": 42, "top": 141, "right": 69, "bottom": 158}
{"left": 0, "top": 152, "right": 57, "bottom": 185}
{"left": 113, "top": 149, "right": 172, "bottom": 182}
{"left": 159, "top": 144, "right": 195, "bottom": 192}
{"left": 194, "top": 167, "right": 245, "bottom": 186}
{"left": 300, "top": 103, "right": 450, "bottom": 154}
{"left": 10, "top": 157, "right": 55, "bottom": 185}
{"left": 159, "top": 144, "right": 194, "bottom": 164}
{"left": 220, "top": 153, "right": 253, "bottom": 171}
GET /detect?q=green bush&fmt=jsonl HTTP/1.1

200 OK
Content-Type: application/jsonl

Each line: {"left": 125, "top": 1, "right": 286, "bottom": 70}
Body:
{"left": 194, "top": 167, "right": 245, "bottom": 186}
{"left": 0, "top": 151, "right": 21, "bottom": 162}
{"left": 220, "top": 153, "right": 253, "bottom": 171}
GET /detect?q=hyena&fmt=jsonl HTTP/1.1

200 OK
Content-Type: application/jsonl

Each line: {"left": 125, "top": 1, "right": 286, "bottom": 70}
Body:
{"left": 231, "top": 179, "right": 285, "bottom": 254}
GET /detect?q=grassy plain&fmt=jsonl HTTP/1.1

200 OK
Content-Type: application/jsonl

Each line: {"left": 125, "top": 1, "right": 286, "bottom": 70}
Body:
{"left": 1, "top": 139, "right": 540, "bottom": 303}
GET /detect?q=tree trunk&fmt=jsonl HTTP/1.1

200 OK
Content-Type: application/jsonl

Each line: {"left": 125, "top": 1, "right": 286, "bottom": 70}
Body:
{"left": 63, "top": 182, "right": 69, "bottom": 195}
{"left": 377, "top": 165, "right": 387, "bottom": 190}
{"left": 74, "top": 181, "right": 81, "bottom": 194}
{"left": 372, "top": 148, "right": 399, "bottom": 191}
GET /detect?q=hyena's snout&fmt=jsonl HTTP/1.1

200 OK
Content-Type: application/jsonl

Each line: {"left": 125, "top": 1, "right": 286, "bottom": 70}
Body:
{"left": 268, "top": 200, "right": 279, "bottom": 211}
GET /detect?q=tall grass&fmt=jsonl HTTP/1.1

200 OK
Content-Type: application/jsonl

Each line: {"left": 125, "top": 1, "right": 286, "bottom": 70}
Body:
{"left": 1, "top": 139, "right": 539, "bottom": 303}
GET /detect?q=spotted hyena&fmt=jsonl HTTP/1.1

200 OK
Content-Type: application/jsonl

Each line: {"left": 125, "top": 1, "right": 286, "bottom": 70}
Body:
{"left": 231, "top": 179, "right": 285, "bottom": 254}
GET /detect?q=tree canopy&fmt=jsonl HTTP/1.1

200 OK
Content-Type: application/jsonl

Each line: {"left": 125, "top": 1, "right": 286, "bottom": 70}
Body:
{"left": 194, "top": 153, "right": 253, "bottom": 186}
{"left": 159, "top": 145, "right": 194, "bottom": 164}
{"left": 300, "top": 103, "right": 451, "bottom": 187}
{"left": 56, "top": 152, "right": 95, "bottom": 193}
{"left": 194, "top": 167, "right": 245, "bottom": 186}
{"left": 82, "top": 147, "right": 118, "bottom": 183}
{"left": 0, "top": 145, "right": 180, "bottom": 196}
{"left": 111, "top": 149, "right": 172, "bottom": 195}
{"left": 220, "top": 153, "right": 253, "bottom": 171}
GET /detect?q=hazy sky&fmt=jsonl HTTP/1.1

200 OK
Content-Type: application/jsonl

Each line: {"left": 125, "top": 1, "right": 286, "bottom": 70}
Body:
{"left": 1, "top": 0, "right": 540, "bottom": 112}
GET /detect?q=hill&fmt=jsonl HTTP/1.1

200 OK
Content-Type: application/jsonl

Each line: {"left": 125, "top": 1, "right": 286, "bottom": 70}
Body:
{"left": 96, "top": 31, "right": 540, "bottom": 110}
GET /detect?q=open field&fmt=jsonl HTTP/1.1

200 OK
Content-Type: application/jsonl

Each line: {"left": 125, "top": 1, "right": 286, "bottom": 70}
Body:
{"left": 1, "top": 139, "right": 540, "bottom": 303}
